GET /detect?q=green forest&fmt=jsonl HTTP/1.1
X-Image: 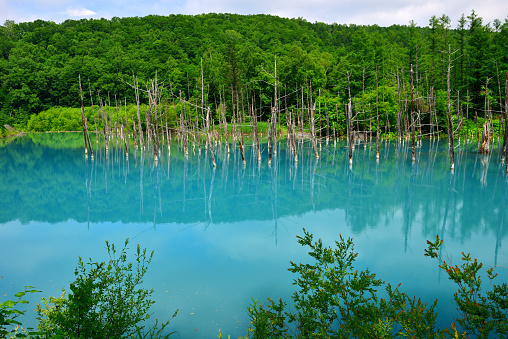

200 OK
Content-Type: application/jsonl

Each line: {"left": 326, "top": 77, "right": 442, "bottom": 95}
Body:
{"left": 0, "top": 11, "right": 507, "bottom": 137}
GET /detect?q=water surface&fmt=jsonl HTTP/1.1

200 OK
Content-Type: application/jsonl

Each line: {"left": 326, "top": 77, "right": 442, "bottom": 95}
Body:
{"left": 1, "top": 133, "right": 507, "bottom": 337}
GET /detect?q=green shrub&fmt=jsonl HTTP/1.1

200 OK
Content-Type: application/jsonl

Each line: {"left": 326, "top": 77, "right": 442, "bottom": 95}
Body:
{"left": 0, "top": 282, "right": 41, "bottom": 338}
{"left": 426, "top": 235, "right": 508, "bottom": 338}
{"left": 242, "top": 229, "right": 439, "bottom": 338}
{"left": 242, "top": 230, "right": 508, "bottom": 338}
{"left": 26, "top": 107, "right": 82, "bottom": 132}
{"left": 36, "top": 239, "right": 178, "bottom": 338}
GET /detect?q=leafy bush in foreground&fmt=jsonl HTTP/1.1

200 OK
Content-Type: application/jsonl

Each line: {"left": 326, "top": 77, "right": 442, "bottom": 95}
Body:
{"left": 242, "top": 229, "right": 438, "bottom": 338}
{"left": 426, "top": 235, "right": 508, "bottom": 338}
{"left": 35, "top": 239, "right": 177, "bottom": 338}
{"left": 242, "top": 229, "right": 508, "bottom": 338}
{"left": 0, "top": 283, "right": 40, "bottom": 338}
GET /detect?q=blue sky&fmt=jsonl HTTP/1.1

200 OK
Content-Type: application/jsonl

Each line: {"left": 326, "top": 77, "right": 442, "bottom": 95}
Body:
{"left": 1, "top": 0, "right": 507, "bottom": 28}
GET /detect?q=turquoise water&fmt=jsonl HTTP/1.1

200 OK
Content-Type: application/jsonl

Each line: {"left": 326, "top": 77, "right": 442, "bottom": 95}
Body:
{"left": 1, "top": 133, "right": 507, "bottom": 337}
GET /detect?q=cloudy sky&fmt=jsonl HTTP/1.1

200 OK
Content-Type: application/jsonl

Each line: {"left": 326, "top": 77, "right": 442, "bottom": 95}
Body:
{"left": 1, "top": 0, "right": 506, "bottom": 28}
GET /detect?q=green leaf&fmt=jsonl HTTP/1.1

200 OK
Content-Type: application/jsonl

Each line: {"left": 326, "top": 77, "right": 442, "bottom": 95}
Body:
{"left": 2, "top": 300, "right": 15, "bottom": 308}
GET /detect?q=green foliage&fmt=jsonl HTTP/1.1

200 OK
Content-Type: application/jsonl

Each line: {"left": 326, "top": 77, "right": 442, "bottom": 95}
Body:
{"left": 36, "top": 239, "right": 177, "bottom": 339}
{"left": 425, "top": 235, "right": 508, "bottom": 338}
{"left": 0, "top": 282, "right": 41, "bottom": 338}
{"left": 243, "top": 231, "right": 508, "bottom": 338}
{"left": 1, "top": 11, "right": 506, "bottom": 136}
{"left": 26, "top": 107, "right": 82, "bottom": 132}
{"left": 24, "top": 103, "right": 163, "bottom": 133}
{"left": 242, "top": 229, "right": 439, "bottom": 338}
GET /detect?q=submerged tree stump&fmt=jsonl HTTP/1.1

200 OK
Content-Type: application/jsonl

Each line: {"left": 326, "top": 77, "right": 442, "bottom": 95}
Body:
{"left": 479, "top": 121, "right": 490, "bottom": 154}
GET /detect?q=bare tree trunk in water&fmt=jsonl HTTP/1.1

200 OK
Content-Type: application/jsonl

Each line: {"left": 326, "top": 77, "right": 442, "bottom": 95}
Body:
{"left": 235, "top": 91, "right": 246, "bottom": 166}
{"left": 310, "top": 101, "right": 319, "bottom": 159}
{"left": 268, "top": 107, "right": 274, "bottom": 166}
{"left": 180, "top": 91, "right": 188, "bottom": 156}
{"left": 446, "top": 45, "right": 455, "bottom": 170}
{"left": 133, "top": 74, "right": 144, "bottom": 149}
{"left": 501, "top": 71, "right": 508, "bottom": 164}
{"left": 79, "top": 74, "right": 93, "bottom": 159}
{"left": 396, "top": 67, "right": 402, "bottom": 140}
{"left": 374, "top": 66, "right": 380, "bottom": 159}
{"left": 253, "top": 109, "right": 261, "bottom": 162}
{"left": 466, "top": 91, "right": 469, "bottom": 143}
{"left": 479, "top": 121, "right": 491, "bottom": 154}
{"left": 479, "top": 77, "right": 492, "bottom": 155}
{"left": 410, "top": 64, "right": 415, "bottom": 162}
{"left": 290, "top": 111, "right": 298, "bottom": 163}
{"left": 348, "top": 99, "right": 354, "bottom": 167}
{"left": 206, "top": 108, "right": 217, "bottom": 167}
{"left": 268, "top": 56, "right": 278, "bottom": 165}
{"left": 132, "top": 120, "right": 138, "bottom": 149}
{"left": 273, "top": 56, "right": 278, "bottom": 155}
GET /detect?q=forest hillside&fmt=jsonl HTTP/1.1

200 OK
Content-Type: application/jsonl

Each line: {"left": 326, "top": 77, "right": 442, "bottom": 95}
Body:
{"left": 0, "top": 12, "right": 507, "bottom": 135}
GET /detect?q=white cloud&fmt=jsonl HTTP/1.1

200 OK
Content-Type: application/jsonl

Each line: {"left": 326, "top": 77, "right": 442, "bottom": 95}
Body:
{"left": 0, "top": 0, "right": 506, "bottom": 27}
{"left": 178, "top": 0, "right": 507, "bottom": 27}
{"left": 64, "top": 7, "right": 96, "bottom": 17}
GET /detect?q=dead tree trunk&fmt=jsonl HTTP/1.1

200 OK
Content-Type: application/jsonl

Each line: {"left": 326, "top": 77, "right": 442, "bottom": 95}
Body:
{"left": 132, "top": 120, "right": 138, "bottom": 148}
{"left": 133, "top": 74, "right": 144, "bottom": 149}
{"left": 310, "top": 101, "right": 319, "bottom": 159}
{"left": 457, "top": 92, "right": 462, "bottom": 146}
{"left": 120, "top": 97, "right": 128, "bottom": 159}
{"left": 505, "top": 72, "right": 508, "bottom": 173}
{"left": 383, "top": 61, "right": 389, "bottom": 137}
{"left": 501, "top": 71, "right": 508, "bottom": 164}
{"left": 79, "top": 75, "right": 93, "bottom": 159}
{"left": 253, "top": 109, "right": 261, "bottom": 162}
{"left": 466, "top": 91, "right": 470, "bottom": 143}
{"left": 479, "top": 120, "right": 491, "bottom": 154}
{"left": 434, "top": 90, "right": 440, "bottom": 138}
{"left": 485, "top": 77, "right": 493, "bottom": 143}
{"left": 348, "top": 99, "right": 354, "bottom": 167}
{"left": 206, "top": 107, "right": 217, "bottom": 167}
{"left": 180, "top": 91, "right": 188, "bottom": 156}
{"left": 376, "top": 66, "right": 380, "bottom": 160}
{"left": 325, "top": 102, "right": 330, "bottom": 143}
{"left": 268, "top": 56, "right": 278, "bottom": 165}
{"left": 410, "top": 64, "right": 415, "bottom": 162}
{"left": 108, "top": 94, "right": 113, "bottom": 141}
{"left": 401, "top": 66, "right": 408, "bottom": 140}
{"left": 396, "top": 67, "right": 402, "bottom": 140}
{"left": 268, "top": 108, "right": 274, "bottom": 165}
{"left": 124, "top": 98, "right": 130, "bottom": 139}
{"left": 290, "top": 110, "right": 298, "bottom": 163}
{"left": 429, "top": 87, "right": 434, "bottom": 139}
{"left": 446, "top": 45, "right": 455, "bottom": 170}
{"left": 148, "top": 82, "right": 159, "bottom": 161}
{"left": 235, "top": 92, "right": 246, "bottom": 166}
{"left": 362, "top": 68, "right": 367, "bottom": 146}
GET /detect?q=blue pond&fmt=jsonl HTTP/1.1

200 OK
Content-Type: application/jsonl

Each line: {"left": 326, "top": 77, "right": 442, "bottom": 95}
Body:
{"left": 1, "top": 133, "right": 507, "bottom": 338}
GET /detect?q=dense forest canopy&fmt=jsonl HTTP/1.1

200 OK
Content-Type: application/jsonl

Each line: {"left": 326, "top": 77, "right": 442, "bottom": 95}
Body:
{"left": 0, "top": 12, "right": 507, "bottom": 133}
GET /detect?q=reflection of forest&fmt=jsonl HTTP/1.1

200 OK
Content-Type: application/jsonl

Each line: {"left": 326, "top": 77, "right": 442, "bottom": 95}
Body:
{"left": 0, "top": 134, "right": 506, "bottom": 243}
